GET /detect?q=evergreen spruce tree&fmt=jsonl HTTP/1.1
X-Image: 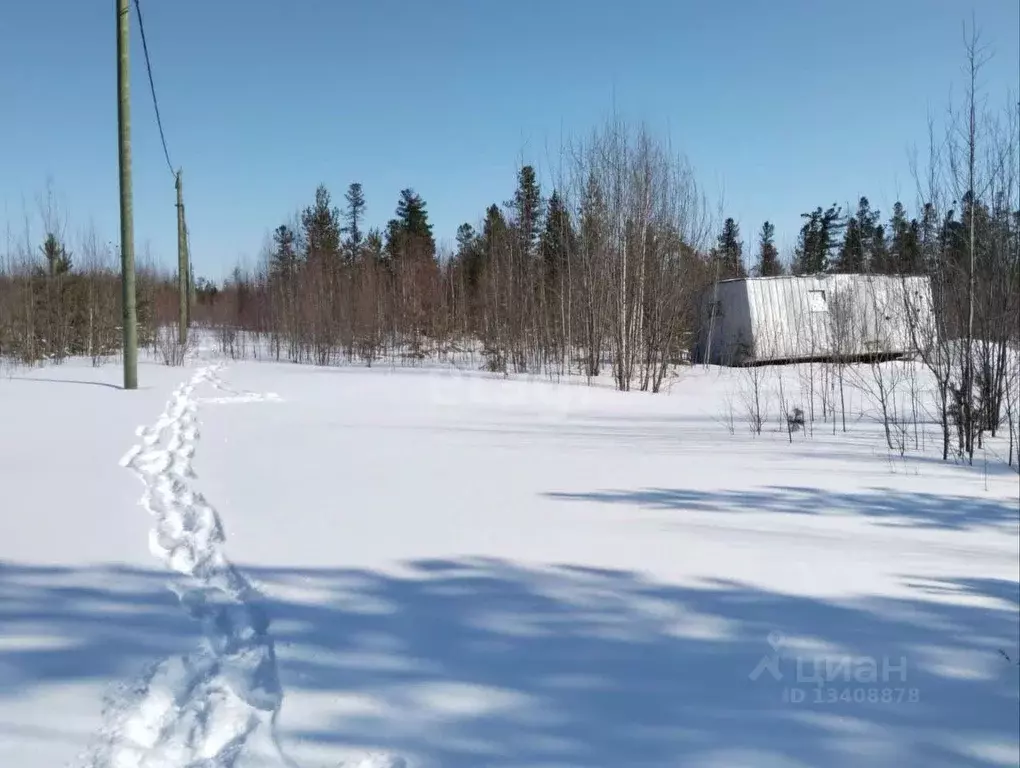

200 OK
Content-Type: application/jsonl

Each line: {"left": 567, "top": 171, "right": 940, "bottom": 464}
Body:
{"left": 857, "top": 197, "right": 879, "bottom": 271}
{"left": 342, "top": 182, "right": 366, "bottom": 261}
{"left": 794, "top": 209, "right": 821, "bottom": 274}
{"left": 482, "top": 204, "right": 510, "bottom": 259}
{"left": 794, "top": 204, "right": 844, "bottom": 274}
{"left": 822, "top": 204, "right": 846, "bottom": 271}
{"left": 456, "top": 222, "right": 484, "bottom": 291}
{"left": 888, "top": 202, "right": 922, "bottom": 274}
{"left": 835, "top": 197, "right": 878, "bottom": 272}
{"left": 837, "top": 216, "right": 864, "bottom": 273}
{"left": 386, "top": 188, "right": 436, "bottom": 263}
{"left": 456, "top": 223, "right": 476, "bottom": 252}
{"left": 755, "top": 221, "right": 782, "bottom": 276}
{"left": 871, "top": 224, "right": 889, "bottom": 274}
{"left": 363, "top": 229, "right": 385, "bottom": 266}
{"left": 269, "top": 224, "right": 299, "bottom": 283}
{"left": 714, "top": 217, "right": 745, "bottom": 279}
{"left": 511, "top": 165, "right": 543, "bottom": 259}
{"left": 40, "top": 233, "right": 72, "bottom": 277}
{"left": 941, "top": 207, "right": 965, "bottom": 275}
{"left": 301, "top": 185, "right": 342, "bottom": 264}
{"left": 397, "top": 188, "right": 433, "bottom": 242}
{"left": 540, "top": 190, "right": 576, "bottom": 283}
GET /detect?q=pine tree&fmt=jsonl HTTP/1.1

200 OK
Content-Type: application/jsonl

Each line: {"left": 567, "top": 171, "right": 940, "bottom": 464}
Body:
{"left": 835, "top": 197, "right": 878, "bottom": 273}
{"left": 482, "top": 204, "right": 510, "bottom": 257}
{"left": 398, "top": 188, "right": 434, "bottom": 243}
{"left": 837, "top": 217, "right": 864, "bottom": 272}
{"left": 363, "top": 229, "right": 385, "bottom": 265}
{"left": 269, "top": 224, "right": 299, "bottom": 283}
{"left": 823, "top": 205, "right": 846, "bottom": 269}
{"left": 795, "top": 204, "right": 844, "bottom": 274}
{"left": 301, "top": 185, "right": 342, "bottom": 263}
{"left": 383, "top": 219, "right": 401, "bottom": 265}
{"left": 714, "top": 217, "right": 745, "bottom": 279}
{"left": 456, "top": 222, "right": 484, "bottom": 291}
{"left": 540, "top": 190, "right": 575, "bottom": 283}
{"left": 36, "top": 231, "right": 72, "bottom": 360}
{"left": 888, "top": 201, "right": 922, "bottom": 274}
{"left": 907, "top": 219, "right": 923, "bottom": 272}
{"left": 794, "top": 209, "right": 820, "bottom": 274}
{"left": 755, "top": 221, "right": 782, "bottom": 276}
{"left": 40, "top": 233, "right": 72, "bottom": 276}
{"left": 871, "top": 224, "right": 889, "bottom": 274}
{"left": 511, "top": 165, "right": 543, "bottom": 258}
{"left": 342, "top": 182, "right": 366, "bottom": 261}
{"left": 941, "top": 207, "right": 966, "bottom": 275}
{"left": 857, "top": 197, "right": 879, "bottom": 271}
{"left": 386, "top": 188, "right": 435, "bottom": 262}
{"left": 456, "top": 223, "right": 476, "bottom": 252}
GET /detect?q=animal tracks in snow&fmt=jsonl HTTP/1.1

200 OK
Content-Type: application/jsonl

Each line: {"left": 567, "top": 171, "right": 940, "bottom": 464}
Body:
{"left": 85, "top": 364, "right": 406, "bottom": 768}
{"left": 199, "top": 369, "right": 282, "bottom": 406}
{"left": 87, "top": 365, "right": 294, "bottom": 768}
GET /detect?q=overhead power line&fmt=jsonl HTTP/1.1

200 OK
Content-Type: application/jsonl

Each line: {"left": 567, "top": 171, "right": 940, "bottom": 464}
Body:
{"left": 133, "top": 0, "right": 175, "bottom": 177}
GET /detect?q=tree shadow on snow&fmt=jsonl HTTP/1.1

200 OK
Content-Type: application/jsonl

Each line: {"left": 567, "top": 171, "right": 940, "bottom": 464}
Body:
{"left": 7, "top": 375, "right": 126, "bottom": 391}
{"left": 0, "top": 559, "right": 1017, "bottom": 767}
{"left": 781, "top": 447, "right": 1020, "bottom": 479}
{"left": 545, "top": 486, "right": 1020, "bottom": 532}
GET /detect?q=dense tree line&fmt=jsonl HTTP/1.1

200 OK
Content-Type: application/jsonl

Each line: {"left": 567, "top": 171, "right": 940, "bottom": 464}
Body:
{"left": 200, "top": 122, "right": 716, "bottom": 392}
{"left": 1, "top": 33, "right": 1016, "bottom": 468}
{"left": 2, "top": 114, "right": 1015, "bottom": 391}
{"left": 0, "top": 225, "right": 218, "bottom": 366}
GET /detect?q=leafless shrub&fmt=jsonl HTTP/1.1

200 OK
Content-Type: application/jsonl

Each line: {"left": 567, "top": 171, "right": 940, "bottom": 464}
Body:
{"left": 777, "top": 374, "right": 795, "bottom": 444}
{"left": 845, "top": 283, "right": 908, "bottom": 452}
{"left": 739, "top": 361, "right": 769, "bottom": 435}
{"left": 827, "top": 287, "right": 855, "bottom": 434}
{"left": 719, "top": 389, "right": 737, "bottom": 435}
{"left": 155, "top": 325, "right": 189, "bottom": 366}
{"left": 217, "top": 324, "right": 244, "bottom": 360}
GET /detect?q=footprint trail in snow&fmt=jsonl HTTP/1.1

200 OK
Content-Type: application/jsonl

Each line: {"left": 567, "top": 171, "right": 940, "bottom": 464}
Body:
{"left": 87, "top": 364, "right": 294, "bottom": 768}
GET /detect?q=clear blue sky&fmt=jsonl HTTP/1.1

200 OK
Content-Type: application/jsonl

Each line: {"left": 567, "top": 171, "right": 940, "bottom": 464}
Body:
{"left": 2, "top": 0, "right": 1017, "bottom": 281}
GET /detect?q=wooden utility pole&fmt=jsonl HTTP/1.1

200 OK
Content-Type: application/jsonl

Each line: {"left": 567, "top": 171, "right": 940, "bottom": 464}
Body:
{"left": 176, "top": 169, "right": 188, "bottom": 345}
{"left": 188, "top": 251, "right": 196, "bottom": 324}
{"left": 117, "top": 0, "right": 138, "bottom": 389}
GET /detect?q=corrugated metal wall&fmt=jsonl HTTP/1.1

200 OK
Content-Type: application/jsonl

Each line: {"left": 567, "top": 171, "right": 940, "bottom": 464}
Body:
{"left": 702, "top": 274, "right": 934, "bottom": 365}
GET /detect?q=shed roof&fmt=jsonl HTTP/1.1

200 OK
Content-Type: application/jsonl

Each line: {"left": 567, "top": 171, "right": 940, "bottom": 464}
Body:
{"left": 714, "top": 273, "right": 924, "bottom": 285}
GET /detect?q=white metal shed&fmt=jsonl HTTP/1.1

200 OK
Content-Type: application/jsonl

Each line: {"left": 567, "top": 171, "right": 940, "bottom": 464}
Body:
{"left": 696, "top": 274, "right": 935, "bottom": 365}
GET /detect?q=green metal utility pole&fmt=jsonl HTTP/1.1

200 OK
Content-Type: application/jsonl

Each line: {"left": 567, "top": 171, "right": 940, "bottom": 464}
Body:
{"left": 176, "top": 169, "right": 188, "bottom": 345}
{"left": 117, "top": 0, "right": 138, "bottom": 389}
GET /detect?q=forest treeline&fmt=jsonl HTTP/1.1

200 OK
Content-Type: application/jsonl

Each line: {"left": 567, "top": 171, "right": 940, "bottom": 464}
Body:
{"left": 2, "top": 44, "right": 1018, "bottom": 464}
{"left": 3, "top": 118, "right": 1015, "bottom": 377}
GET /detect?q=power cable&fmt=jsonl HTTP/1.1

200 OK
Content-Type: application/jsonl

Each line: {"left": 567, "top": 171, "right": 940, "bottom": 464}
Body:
{"left": 133, "top": 0, "right": 175, "bottom": 177}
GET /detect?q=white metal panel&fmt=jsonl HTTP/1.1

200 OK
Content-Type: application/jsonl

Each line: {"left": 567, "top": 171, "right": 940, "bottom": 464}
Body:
{"left": 701, "top": 279, "right": 754, "bottom": 364}
{"left": 707, "top": 274, "right": 935, "bottom": 365}
{"left": 746, "top": 275, "right": 836, "bottom": 361}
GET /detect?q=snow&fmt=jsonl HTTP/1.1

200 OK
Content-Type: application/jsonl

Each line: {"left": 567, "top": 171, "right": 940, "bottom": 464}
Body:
{"left": 1, "top": 346, "right": 1018, "bottom": 768}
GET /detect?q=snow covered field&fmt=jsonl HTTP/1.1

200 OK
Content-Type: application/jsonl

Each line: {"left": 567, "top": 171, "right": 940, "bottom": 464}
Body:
{"left": 1, "top": 349, "right": 1018, "bottom": 768}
